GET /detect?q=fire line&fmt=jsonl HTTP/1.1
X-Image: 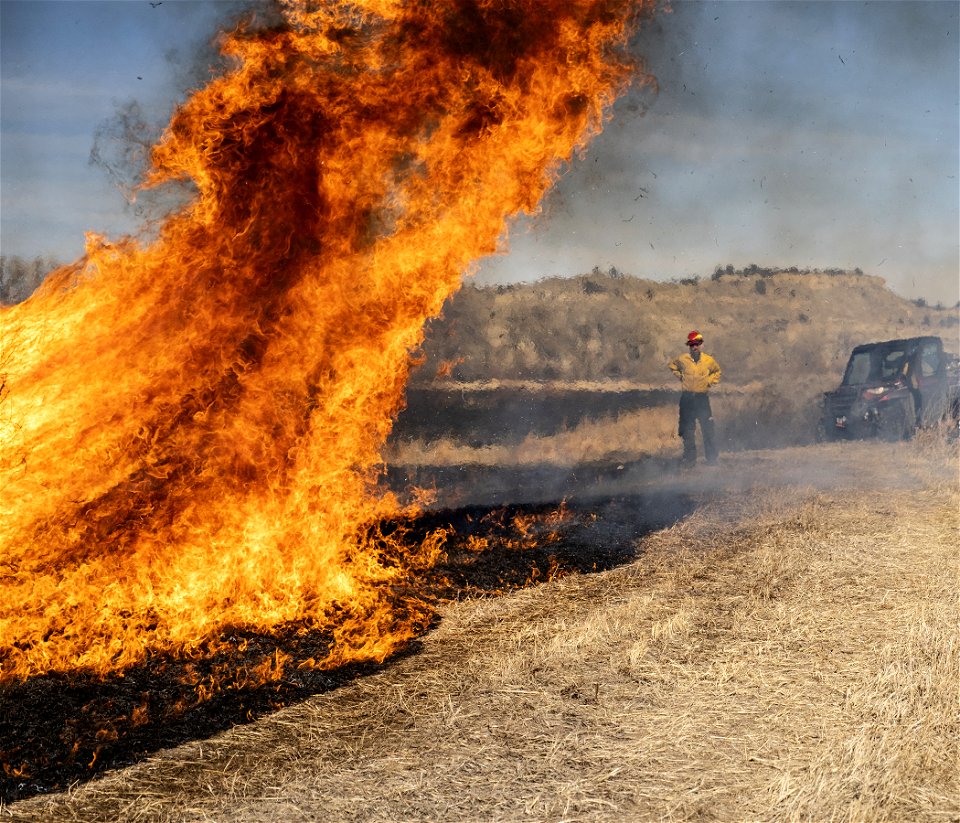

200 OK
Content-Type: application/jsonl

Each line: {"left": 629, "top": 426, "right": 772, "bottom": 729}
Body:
{"left": 0, "top": 0, "right": 654, "bottom": 686}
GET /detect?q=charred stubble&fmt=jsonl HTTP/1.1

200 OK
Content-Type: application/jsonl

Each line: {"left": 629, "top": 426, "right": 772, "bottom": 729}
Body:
{"left": 1, "top": 491, "right": 692, "bottom": 803}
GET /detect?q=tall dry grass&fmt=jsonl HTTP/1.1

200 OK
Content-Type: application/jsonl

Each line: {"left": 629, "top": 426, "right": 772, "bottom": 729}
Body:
{"left": 386, "top": 404, "right": 679, "bottom": 467}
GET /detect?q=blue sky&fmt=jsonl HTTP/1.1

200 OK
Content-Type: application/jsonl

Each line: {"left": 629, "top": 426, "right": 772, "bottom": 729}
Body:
{"left": 2, "top": 1, "right": 958, "bottom": 304}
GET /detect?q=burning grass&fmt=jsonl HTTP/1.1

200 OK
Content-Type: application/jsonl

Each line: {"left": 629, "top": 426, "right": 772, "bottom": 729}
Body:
{"left": 0, "top": 0, "right": 655, "bottom": 688}
{"left": 4, "top": 0, "right": 956, "bottom": 816}
{"left": 1, "top": 494, "right": 692, "bottom": 803}
{"left": 7, "top": 439, "right": 958, "bottom": 822}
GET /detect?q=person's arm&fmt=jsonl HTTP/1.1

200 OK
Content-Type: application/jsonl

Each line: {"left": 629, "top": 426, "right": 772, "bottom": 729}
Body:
{"left": 708, "top": 357, "right": 721, "bottom": 385}
{"left": 669, "top": 357, "right": 683, "bottom": 381}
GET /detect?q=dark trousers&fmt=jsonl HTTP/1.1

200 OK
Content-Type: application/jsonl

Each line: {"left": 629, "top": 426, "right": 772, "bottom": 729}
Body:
{"left": 678, "top": 391, "right": 717, "bottom": 464}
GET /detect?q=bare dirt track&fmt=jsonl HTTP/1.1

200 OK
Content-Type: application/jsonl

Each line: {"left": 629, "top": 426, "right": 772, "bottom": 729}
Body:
{"left": 4, "top": 437, "right": 958, "bottom": 823}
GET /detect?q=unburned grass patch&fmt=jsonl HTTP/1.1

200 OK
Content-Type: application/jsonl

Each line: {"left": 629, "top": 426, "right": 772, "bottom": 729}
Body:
{"left": 387, "top": 404, "right": 679, "bottom": 468}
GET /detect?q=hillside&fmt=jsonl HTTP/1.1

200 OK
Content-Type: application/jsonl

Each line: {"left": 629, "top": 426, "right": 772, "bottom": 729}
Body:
{"left": 412, "top": 269, "right": 959, "bottom": 388}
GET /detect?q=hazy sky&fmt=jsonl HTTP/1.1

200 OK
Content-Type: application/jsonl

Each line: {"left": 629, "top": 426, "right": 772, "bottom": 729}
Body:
{"left": 2, "top": 1, "right": 958, "bottom": 304}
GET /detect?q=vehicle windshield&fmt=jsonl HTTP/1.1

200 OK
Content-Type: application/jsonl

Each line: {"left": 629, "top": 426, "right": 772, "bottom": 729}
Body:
{"left": 843, "top": 345, "right": 909, "bottom": 385}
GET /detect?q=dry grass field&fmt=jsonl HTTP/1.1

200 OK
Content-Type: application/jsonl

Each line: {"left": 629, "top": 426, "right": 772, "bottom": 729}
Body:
{"left": 6, "top": 432, "right": 957, "bottom": 823}
{"left": 5, "top": 272, "right": 958, "bottom": 820}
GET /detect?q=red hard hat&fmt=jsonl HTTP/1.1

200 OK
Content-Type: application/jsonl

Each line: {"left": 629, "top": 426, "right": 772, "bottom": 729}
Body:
{"left": 686, "top": 330, "right": 704, "bottom": 346}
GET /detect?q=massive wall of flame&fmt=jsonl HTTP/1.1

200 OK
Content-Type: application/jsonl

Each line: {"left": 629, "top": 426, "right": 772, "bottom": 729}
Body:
{"left": 0, "top": 0, "right": 651, "bottom": 681}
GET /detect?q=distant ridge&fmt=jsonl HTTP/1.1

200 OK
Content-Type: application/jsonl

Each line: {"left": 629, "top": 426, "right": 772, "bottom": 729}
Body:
{"left": 413, "top": 270, "right": 959, "bottom": 388}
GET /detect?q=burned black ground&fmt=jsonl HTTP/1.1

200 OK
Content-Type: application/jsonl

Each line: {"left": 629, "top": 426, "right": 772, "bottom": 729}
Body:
{"left": 1, "top": 492, "right": 693, "bottom": 804}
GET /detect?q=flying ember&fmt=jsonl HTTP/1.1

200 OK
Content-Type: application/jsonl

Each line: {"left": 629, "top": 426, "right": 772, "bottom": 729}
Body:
{"left": 0, "top": 0, "right": 653, "bottom": 684}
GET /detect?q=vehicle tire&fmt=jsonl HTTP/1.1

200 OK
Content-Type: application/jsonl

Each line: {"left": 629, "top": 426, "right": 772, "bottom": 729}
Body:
{"left": 879, "top": 400, "right": 915, "bottom": 442}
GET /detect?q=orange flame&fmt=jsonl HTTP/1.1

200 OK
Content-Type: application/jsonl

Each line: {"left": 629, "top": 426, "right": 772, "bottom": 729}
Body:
{"left": 434, "top": 358, "right": 464, "bottom": 380}
{"left": 0, "top": 0, "right": 652, "bottom": 682}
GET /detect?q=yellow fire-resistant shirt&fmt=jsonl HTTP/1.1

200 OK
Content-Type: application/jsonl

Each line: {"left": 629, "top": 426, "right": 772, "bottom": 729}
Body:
{"left": 668, "top": 351, "right": 721, "bottom": 393}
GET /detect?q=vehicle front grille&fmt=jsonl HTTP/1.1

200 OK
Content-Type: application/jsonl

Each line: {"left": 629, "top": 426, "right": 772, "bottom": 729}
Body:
{"left": 825, "top": 390, "right": 857, "bottom": 417}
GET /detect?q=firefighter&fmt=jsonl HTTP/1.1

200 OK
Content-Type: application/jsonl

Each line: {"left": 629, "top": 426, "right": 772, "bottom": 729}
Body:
{"left": 668, "top": 330, "right": 721, "bottom": 466}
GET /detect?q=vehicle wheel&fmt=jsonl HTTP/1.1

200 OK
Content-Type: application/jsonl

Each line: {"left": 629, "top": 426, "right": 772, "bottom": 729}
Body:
{"left": 879, "top": 400, "right": 915, "bottom": 442}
